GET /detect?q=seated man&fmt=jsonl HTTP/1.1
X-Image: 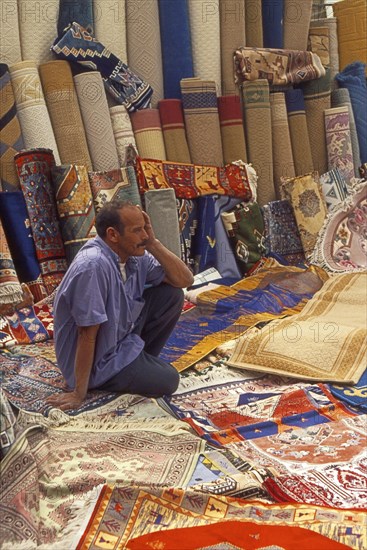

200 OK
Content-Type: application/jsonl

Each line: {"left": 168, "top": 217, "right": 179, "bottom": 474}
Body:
{"left": 47, "top": 200, "right": 193, "bottom": 411}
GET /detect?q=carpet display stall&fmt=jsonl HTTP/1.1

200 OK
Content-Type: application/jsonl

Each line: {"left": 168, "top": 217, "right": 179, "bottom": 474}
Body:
{"left": 0, "top": 1, "right": 366, "bottom": 548}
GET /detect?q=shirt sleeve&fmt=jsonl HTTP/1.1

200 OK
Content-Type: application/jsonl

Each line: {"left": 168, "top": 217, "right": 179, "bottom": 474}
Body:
{"left": 65, "top": 264, "right": 109, "bottom": 326}
{"left": 144, "top": 252, "right": 166, "bottom": 286}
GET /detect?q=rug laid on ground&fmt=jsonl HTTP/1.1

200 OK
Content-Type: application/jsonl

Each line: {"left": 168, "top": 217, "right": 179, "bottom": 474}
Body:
{"left": 72, "top": 484, "right": 366, "bottom": 550}
{"left": 228, "top": 272, "right": 367, "bottom": 384}
{"left": 0, "top": 420, "right": 204, "bottom": 547}
{"left": 329, "top": 369, "right": 367, "bottom": 412}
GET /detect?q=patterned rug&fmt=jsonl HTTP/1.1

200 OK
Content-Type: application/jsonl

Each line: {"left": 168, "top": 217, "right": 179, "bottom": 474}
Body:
{"left": 73, "top": 484, "right": 366, "bottom": 550}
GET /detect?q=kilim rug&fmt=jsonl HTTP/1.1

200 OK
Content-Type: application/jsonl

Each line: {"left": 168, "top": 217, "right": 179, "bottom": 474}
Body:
{"left": 283, "top": 0, "right": 313, "bottom": 51}
{"left": 285, "top": 88, "right": 314, "bottom": 177}
{"left": 181, "top": 78, "right": 224, "bottom": 166}
{"left": 188, "top": 0, "right": 221, "bottom": 94}
{"left": 234, "top": 47, "right": 325, "bottom": 86}
{"left": 58, "top": 0, "right": 94, "bottom": 36}
{"left": 73, "top": 484, "right": 366, "bottom": 550}
{"left": 325, "top": 106, "right": 355, "bottom": 182}
{"left": 130, "top": 108, "right": 166, "bottom": 160}
{"left": 213, "top": 196, "right": 242, "bottom": 279}
{"left": 0, "top": 388, "right": 16, "bottom": 458}
{"left": 14, "top": 149, "right": 68, "bottom": 294}
{"left": 158, "top": 0, "right": 194, "bottom": 99}
{"left": 74, "top": 72, "right": 120, "bottom": 172}
{"left": 218, "top": 95, "right": 248, "bottom": 164}
{"left": 177, "top": 198, "right": 198, "bottom": 271}
{"left": 192, "top": 197, "right": 217, "bottom": 274}
{"left": 262, "top": 0, "right": 283, "bottom": 49}
{"left": 109, "top": 105, "right": 138, "bottom": 166}
{"left": 136, "top": 157, "right": 253, "bottom": 200}
{"left": 333, "top": 0, "right": 367, "bottom": 73}
{"left": 88, "top": 166, "right": 142, "bottom": 212}
{"left": 228, "top": 272, "right": 367, "bottom": 384}
{"left": 310, "top": 17, "right": 340, "bottom": 89}
{"left": 126, "top": 0, "right": 164, "bottom": 107}
{"left": 0, "top": 64, "right": 23, "bottom": 190}
{"left": 220, "top": 0, "right": 246, "bottom": 96}
{"left": 158, "top": 99, "right": 191, "bottom": 163}
{"left": 332, "top": 88, "right": 361, "bottom": 178}
{"left": 51, "top": 165, "right": 97, "bottom": 265}
{"left": 0, "top": 0, "right": 21, "bottom": 65}
{"left": 330, "top": 369, "right": 367, "bottom": 412}
{"left": 319, "top": 168, "right": 349, "bottom": 211}
{"left": 0, "top": 219, "right": 23, "bottom": 305}
{"left": 308, "top": 25, "right": 330, "bottom": 67}
{"left": 270, "top": 92, "right": 295, "bottom": 196}
{"left": 311, "top": 181, "right": 367, "bottom": 272}
{"left": 93, "top": 0, "right": 127, "bottom": 64}
{"left": 8, "top": 61, "right": 60, "bottom": 164}
{"left": 144, "top": 188, "right": 181, "bottom": 258}
{"left": 160, "top": 259, "right": 327, "bottom": 371}
{"left": 245, "top": 0, "right": 263, "bottom": 47}
{"left": 0, "top": 191, "right": 47, "bottom": 303}
{"left": 38, "top": 61, "right": 92, "bottom": 170}
{"left": 17, "top": 0, "right": 58, "bottom": 65}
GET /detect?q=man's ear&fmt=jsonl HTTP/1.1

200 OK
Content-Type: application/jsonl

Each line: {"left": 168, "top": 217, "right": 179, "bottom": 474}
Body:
{"left": 106, "top": 226, "right": 119, "bottom": 242}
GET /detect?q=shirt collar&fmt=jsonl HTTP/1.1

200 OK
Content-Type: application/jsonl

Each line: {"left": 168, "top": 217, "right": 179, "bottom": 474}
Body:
{"left": 94, "top": 236, "right": 140, "bottom": 271}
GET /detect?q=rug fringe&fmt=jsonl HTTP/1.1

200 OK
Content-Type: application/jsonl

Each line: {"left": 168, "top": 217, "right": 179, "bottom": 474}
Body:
{"left": 176, "top": 363, "right": 259, "bottom": 392}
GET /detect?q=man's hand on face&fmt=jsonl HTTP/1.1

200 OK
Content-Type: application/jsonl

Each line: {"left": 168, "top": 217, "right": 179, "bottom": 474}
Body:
{"left": 46, "top": 390, "right": 84, "bottom": 412}
{"left": 141, "top": 209, "right": 158, "bottom": 247}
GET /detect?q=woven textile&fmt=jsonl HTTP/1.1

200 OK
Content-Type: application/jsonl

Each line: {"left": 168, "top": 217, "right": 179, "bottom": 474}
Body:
{"left": 52, "top": 165, "right": 97, "bottom": 265}
{"left": 245, "top": 0, "right": 263, "bottom": 47}
{"left": 0, "top": 389, "right": 16, "bottom": 458}
{"left": 177, "top": 198, "right": 198, "bottom": 271}
{"left": 0, "top": 0, "right": 21, "bottom": 65}
{"left": 262, "top": 0, "right": 283, "bottom": 49}
{"left": 52, "top": 22, "right": 152, "bottom": 112}
{"left": 229, "top": 272, "right": 367, "bottom": 384}
{"left": 0, "top": 191, "right": 47, "bottom": 302}
{"left": 311, "top": 181, "right": 367, "bottom": 272}
{"left": 283, "top": 0, "right": 313, "bottom": 51}
{"left": 234, "top": 47, "right": 325, "bottom": 86}
{"left": 330, "top": 369, "right": 367, "bottom": 412}
{"left": 58, "top": 0, "right": 94, "bottom": 35}
{"left": 88, "top": 166, "right": 142, "bottom": 212}
{"left": 241, "top": 80, "right": 275, "bottom": 205}
{"left": 158, "top": 0, "right": 194, "bottom": 99}
{"left": 181, "top": 78, "right": 224, "bottom": 166}
{"left": 158, "top": 99, "right": 191, "bottom": 163}
{"left": 192, "top": 197, "right": 217, "bottom": 274}
{"left": 93, "top": 0, "right": 127, "bottom": 63}
{"left": 136, "top": 158, "right": 253, "bottom": 200}
{"left": 333, "top": 0, "right": 367, "bottom": 72}
{"left": 331, "top": 88, "right": 361, "bottom": 178}
{"left": 0, "top": 65, "right": 23, "bottom": 191}
{"left": 302, "top": 68, "right": 331, "bottom": 175}
{"left": 126, "top": 0, "right": 163, "bottom": 107}
{"left": 74, "top": 486, "right": 364, "bottom": 550}
{"left": 319, "top": 168, "right": 349, "bottom": 211}
{"left": 262, "top": 200, "right": 306, "bottom": 265}
{"left": 270, "top": 93, "right": 295, "bottom": 196}
{"left": 188, "top": 0, "right": 221, "bottom": 94}
{"left": 74, "top": 71, "right": 119, "bottom": 172}
{"left": 280, "top": 172, "right": 328, "bottom": 258}
{"left": 0, "top": 302, "right": 53, "bottom": 349}
{"left": 39, "top": 60, "right": 92, "bottom": 170}
{"left": 310, "top": 18, "right": 339, "bottom": 88}
{"left": 221, "top": 202, "right": 266, "bottom": 275}
{"left": 285, "top": 88, "right": 314, "bottom": 177}
{"left": 110, "top": 105, "right": 138, "bottom": 166}
{"left": 14, "top": 149, "right": 68, "bottom": 294}
{"left": 336, "top": 62, "right": 367, "bottom": 164}
{"left": 161, "top": 260, "right": 325, "bottom": 371}
{"left": 220, "top": 0, "right": 246, "bottom": 96}
{"left": 9, "top": 61, "right": 60, "bottom": 164}
{"left": 17, "top": 0, "right": 58, "bottom": 65}
{"left": 308, "top": 26, "right": 330, "bottom": 67}
{"left": 218, "top": 95, "right": 247, "bottom": 164}
{"left": 214, "top": 196, "right": 242, "bottom": 278}
{"left": 130, "top": 109, "right": 166, "bottom": 160}
{"left": 325, "top": 106, "right": 355, "bottom": 183}
{"left": 144, "top": 189, "right": 181, "bottom": 258}
{"left": 0, "top": 219, "right": 23, "bottom": 306}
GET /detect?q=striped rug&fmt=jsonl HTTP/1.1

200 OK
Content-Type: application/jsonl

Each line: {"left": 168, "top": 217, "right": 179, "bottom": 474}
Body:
{"left": 130, "top": 109, "right": 166, "bottom": 161}
{"left": 218, "top": 95, "right": 247, "bottom": 164}
{"left": 158, "top": 99, "right": 191, "bottom": 163}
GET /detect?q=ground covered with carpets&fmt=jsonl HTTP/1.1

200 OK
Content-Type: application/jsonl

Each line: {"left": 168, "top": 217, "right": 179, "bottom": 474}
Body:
{"left": 0, "top": 262, "right": 366, "bottom": 549}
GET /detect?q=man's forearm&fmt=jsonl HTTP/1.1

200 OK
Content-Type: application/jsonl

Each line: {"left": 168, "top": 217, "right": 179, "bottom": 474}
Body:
{"left": 73, "top": 325, "right": 100, "bottom": 398}
{"left": 146, "top": 239, "right": 194, "bottom": 288}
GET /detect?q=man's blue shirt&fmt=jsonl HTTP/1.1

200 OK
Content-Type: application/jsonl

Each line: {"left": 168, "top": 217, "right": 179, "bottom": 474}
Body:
{"left": 54, "top": 236, "right": 165, "bottom": 389}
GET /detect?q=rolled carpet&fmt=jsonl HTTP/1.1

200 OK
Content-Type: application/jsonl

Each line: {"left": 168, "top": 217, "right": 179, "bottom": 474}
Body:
{"left": 126, "top": 0, "right": 163, "bottom": 108}
{"left": 188, "top": 0, "right": 221, "bottom": 95}
{"left": 241, "top": 80, "right": 275, "bottom": 206}
{"left": 74, "top": 71, "right": 119, "bottom": 172}
{"left": 331, "top": 88, "right": 361, "bottom": 178}
{"left": 324, "top": 106, "right": 355, "bottom": 183}
{"left": 0, "top": 219, "right": 23, "bottom": 306}
{"left": 333, "top": 0, "right": 367, "bottom": 73}
{"left": 285, "top": 89, "right": 314, "bottom": 177}
{"left": 38, "top": 60, "right": 92, "bottom": 170}
{"left": 144, "top": 188, "right": 181, "bottom": 258}
{"left": 262, "top": 0, "right": 283, "bottom": 49}
{"left": 270, "top": 92, "right": 295, "bottom": 197}
{"left": 283, "top": 0, "right": 313, "bottom": 51}
{"left": 245, "top": 0, "right": 263, "bottom": 47}
{"left": 110, "top": 105, "right": 138, "bottom": 166}
{"left": 17, "top": 0, "right": 58, "bottom": 65}
{"left": 0, "top": 0, "right": 21, "bottom": 65}
{"left": 88, "top": 166, "right": 142, "bottom": 213}
{"left": 310, "top": 18, "right": 339, "bottom": 89}
{"left": 93, "top": 0, "right": 127, "bottom": 63}
{"left": 58, "top": 0, "right": 94, "bottom": 35}
{"left": 9, "top": 61, "right": 60, "bottom": 164}
{"left": 308, "top": 26, "right": 330, "bottom": 68}
{"left": 218, "top": 95, "right": 247, "bottom": 164}
{"left": 158, "top": 99, "right": 191, "bottom": 163}
{"left": 130, "top": 109, "right": 166, "bottom": 161}
{"left": 220, "top": 0, "right": 246, "bottom": 96}
{"left": 181, "top": 78, "right": 223, "bottom": 166}
{"left": 0, "top": 64, "right": 23, "bottom": 190}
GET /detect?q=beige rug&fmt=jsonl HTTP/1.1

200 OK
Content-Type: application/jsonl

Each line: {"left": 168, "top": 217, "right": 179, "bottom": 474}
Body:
{"left": 283, "top": 0, "right": 313, "bottom": 51}
{"left": 270, "top": 93, "right": 295, "bottom": 197}
{"left": 93, "top": 0, "right": 127, "bottom": 63}
{"left": 245, "top": 0, "right": 263, "bottom": 47}
{"left": 286, "top": 91, "right": 314, "bottom": 177}
{"left": 0, "top": 0, "right": 21, "bottom": 65}
{"left": 110, "top": 105, "right": 138, "bottom": 166}
{"left": 308, "top": 26, "right": 330, "bottom": 67}
{"left": 220, "top": 0, "right": 246, "bottom": 96}
{"left": 228, "top": 272, "right": 367, "bottom": 384}
{"left": 18, "top": 0, "right": 58, "bottom": 65}
{"left": 310, "top": 18, "right": 339, "bottom": 89}
{"left": 130, "top": 108, "right": 166, "bottom": 160}
{"left": 158, "top": 99, "right": 191, "bottom": 163}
